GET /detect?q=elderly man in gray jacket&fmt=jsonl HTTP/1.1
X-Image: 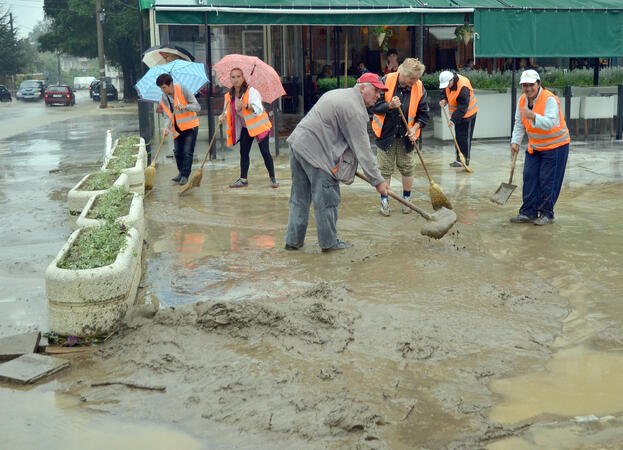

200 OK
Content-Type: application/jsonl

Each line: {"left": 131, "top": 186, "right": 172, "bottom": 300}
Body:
{"left": 285, "top": 73, "right": 390, "bottom": 252}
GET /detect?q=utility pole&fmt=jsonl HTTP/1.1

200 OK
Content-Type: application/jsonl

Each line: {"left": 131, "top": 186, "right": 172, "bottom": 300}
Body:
{"left": 10, "top": 13, "right": 15, "bottom": 90}
{"left": 95, "top": 0, "right": 107, "bottom": 108}
{"left": 57, "top": 52, "right": 62, "bottom": 84}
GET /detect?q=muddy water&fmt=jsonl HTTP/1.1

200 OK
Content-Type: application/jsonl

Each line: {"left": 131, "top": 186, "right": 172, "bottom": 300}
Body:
{"left": 2, "top": 115, "right": 623, "bottom": 448}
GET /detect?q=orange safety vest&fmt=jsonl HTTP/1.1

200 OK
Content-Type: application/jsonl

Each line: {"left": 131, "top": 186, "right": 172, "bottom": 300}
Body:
{"left": 371, "top": 72, "right": 423, "bottom": 140}
{"left": 160, "top": 84, "right": 200, "bottom": 139}
{"left": 224, "top": 88, "right": 272, "bottom": 147}
{"left": 519, "top": 88, "right": 570, "bottom": 154}
{"left": 446, "top": 74, "right": 478, "bottom": 119}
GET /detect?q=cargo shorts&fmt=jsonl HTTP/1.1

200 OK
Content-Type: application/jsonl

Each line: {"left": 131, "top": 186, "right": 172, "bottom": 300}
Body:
{"left": 376, "top": 139, "right": 416, "bottom": 180}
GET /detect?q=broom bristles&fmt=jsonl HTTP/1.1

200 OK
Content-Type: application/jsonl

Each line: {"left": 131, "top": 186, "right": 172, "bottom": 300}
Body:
{"left": 457, "top": 152, "right": 474, "bottom": 173}
{"left": 178, "top": 169, "right": 202, "bottom": 195}
{"left": 144, "top": 165, "right": 156, "bottom": 191}
{"left": 430, "top": 182, "right": 452, "bottom": 210}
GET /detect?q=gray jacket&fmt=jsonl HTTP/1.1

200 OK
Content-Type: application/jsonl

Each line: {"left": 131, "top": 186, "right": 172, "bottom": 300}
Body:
{"left": 286, "top": 87, "right": 384, "bottom": 186}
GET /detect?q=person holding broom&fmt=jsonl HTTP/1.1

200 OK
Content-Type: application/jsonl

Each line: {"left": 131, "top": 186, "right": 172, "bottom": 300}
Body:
{"left": 284, "top": 73, "right": 389, "bottom": 253}
{"left": 509, "top": 69, "right": 570, "bottom": 226}
{"left": 368, "top": 58, "right": 430, "bottom": 216}
{"left": 439, "top": 70, "right": 478, "bottom": 167}
{"left": 219, "top": 68, "right": 278, "bottom": 189}
{"left": 156, "top": 73, "right": 201, "bottom": 186}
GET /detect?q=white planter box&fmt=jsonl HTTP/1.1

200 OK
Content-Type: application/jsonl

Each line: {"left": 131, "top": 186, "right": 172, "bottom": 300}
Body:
{"left": 46, "top": 227, "right": 142, "bottom": 337}
{"left": 67, "top": 172, "right": 129, "bottom": 215}
{"left": 580, "top": 96, "right": 615, "bottom": 119}
{"left": 75, "top": 191, "right": 144, "bottom": 239}
{"left": 104, "top": 139, "right": 147, "bottom": 194}
{"left": 434, "top": 92, "right": 512, "bottom": 140}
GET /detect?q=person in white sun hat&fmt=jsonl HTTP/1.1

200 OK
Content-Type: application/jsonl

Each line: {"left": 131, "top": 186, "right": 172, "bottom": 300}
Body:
{"left": 509, "top": 69, "right": 570, "bottom": 226}
{"left": 439, "top": 70, "right": 478, "bottom": 167}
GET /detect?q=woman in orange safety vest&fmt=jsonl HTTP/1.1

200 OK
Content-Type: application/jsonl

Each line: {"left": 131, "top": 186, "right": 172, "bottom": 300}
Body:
{"left": 509, "top": 70, "right": 570, "bottom": 226}
{"left": 219, "top": 68, "right": 278, "bottom": 188}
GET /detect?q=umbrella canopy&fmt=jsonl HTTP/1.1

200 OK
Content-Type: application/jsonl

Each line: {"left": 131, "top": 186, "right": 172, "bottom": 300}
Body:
{"left": 213, "top": 54, "right": 285, "bottom": 104}
{"left": 135, "top": 60, "right": 209, "bottom": 103}
{"left": 142, "top": 45, "right": 195, "bottom": 68}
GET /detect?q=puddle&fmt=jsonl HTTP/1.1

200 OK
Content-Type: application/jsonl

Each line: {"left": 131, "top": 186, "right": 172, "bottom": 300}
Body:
{"left": 489, "top": 346, "right": 623, "bottom": 425}
{"left": 0, "top": 387, "right": 205, "bottom": 449}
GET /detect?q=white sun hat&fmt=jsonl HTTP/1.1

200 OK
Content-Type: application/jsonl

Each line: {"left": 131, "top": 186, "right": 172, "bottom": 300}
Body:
{"left": 439, "top": 71, "right": 454, "bottom": 89}
{"left": 519, "top": 69, "right": 540, "bottom": 84}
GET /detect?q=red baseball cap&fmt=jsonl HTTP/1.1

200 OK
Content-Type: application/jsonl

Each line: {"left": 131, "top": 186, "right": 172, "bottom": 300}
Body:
{"left": 357, "top": 73, "right": 388, "bottom": 91}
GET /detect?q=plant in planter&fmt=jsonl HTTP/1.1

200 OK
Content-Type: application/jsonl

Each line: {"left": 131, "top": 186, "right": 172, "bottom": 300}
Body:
{"left": 46, "top": 222, "right": 143, "bottom": 337}
{"left": 67, "top": 171, "right": 129, "bottom": 216}
{"left": 373, "top": 26, "right": 393, "bottom": 52}
{"left": 316, "top": 76, "right": 357, "bottom": 94}
{"left": 105, "top": 140, "right": 146, "bottom": 194}
{"left": 76, "top": 187, "right": 145, "bottom": 238}
{"left": 455, "top": 25, "right": 474, "bottom": 45}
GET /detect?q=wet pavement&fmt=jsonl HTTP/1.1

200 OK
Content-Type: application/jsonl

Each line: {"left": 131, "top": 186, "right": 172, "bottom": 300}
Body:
{"left": 1, "top": 102, "right": 623, "bottom": 447}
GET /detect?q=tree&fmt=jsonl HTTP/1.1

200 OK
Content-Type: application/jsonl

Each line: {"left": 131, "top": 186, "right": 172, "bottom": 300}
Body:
{"left": 39, "top": 0, "right": 145, "bottom": 99}
{"left": 0, "top": 6, "right": 26, "bottom": 82}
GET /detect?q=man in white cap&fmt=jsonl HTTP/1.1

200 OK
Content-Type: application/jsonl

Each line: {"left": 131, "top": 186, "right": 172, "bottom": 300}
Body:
{"left": 439, "top": 71, "right": 478, "bottom": 167}
{"left": 285, "top": 73, "right": 389, "bottom": 252}
{"left": 509, "top": 69, "right": 570, "bottom": 226}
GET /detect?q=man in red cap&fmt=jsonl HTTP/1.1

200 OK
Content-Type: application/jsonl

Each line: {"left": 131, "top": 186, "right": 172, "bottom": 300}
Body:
{"left": 285, "top": 73, "right": 389, "bottom": 252}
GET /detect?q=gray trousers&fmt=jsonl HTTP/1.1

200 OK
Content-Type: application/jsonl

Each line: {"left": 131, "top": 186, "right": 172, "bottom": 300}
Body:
{"left": 285, "top": 150, "right": 341, "bottom": 249}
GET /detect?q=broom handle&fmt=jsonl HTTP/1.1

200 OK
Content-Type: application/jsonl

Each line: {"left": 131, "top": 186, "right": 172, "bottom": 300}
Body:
{"left": 199, "top": 127, "right": 219, "bottom": 170}
{"left": 509, "top": 148, "right": 519, "bottom": 184}
{"left": 150, "top": 123, "right": 172, "bottom": 167}
{"left": 397, "top": 108, "right": 434, "bottom": 184}
{"left": 442, "top": 107, "right": 468, "bottom": 162}
{"left": 356, "top": 172, "right": 433, "bottom": 221}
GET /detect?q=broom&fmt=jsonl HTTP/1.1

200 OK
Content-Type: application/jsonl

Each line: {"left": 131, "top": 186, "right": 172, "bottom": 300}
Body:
{"left": 178, "top": 127, "right": 218, "bottom": 195}
{"left": 443, "top": 107, "right": 474, "bottom": 173}
{"left": 397, "top": 108, "right": 452, "bottom": 210}
{"left": 144, "top": 124, "right": 171, "bottom": 191}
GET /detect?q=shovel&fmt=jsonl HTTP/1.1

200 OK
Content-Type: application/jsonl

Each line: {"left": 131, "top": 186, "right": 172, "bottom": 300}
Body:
{"left": 490, "top": 150, "right": 518, "bottom": 205}
{"left": 356, "top": 172, "right": 456, "bottom": 239}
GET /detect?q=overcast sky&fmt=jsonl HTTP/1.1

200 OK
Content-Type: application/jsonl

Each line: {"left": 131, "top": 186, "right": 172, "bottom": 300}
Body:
{"left": 5, "top": 0, "right": 45, "bottom": 38}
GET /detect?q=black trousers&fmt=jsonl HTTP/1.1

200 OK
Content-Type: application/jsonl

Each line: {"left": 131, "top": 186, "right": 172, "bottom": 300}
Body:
{"left": 239, "top": 127, "right": 275, "bottom": 179}
{"left": 173, "top": 127, "right": 198, "bottom": 177}
{"left": 454, "top": 114, "right": 476, "bottom": 163}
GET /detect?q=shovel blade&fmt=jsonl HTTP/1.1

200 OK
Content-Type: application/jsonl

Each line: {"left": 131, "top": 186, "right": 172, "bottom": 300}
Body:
{"left": 490, "top": 183, "right": 517, "bottom": 205}
{"left": 420, "top": 207, "right": 457, "bottom": 239}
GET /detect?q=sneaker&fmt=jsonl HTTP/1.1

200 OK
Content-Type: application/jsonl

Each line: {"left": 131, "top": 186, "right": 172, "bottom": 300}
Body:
{"left": 171, "top": 173, "right": 182, "bottom": 182}
{"left": 229, "top": 178, "right": 248, "bottom": 188}
{"left": 285, "top": 242, "right": 302, "bottom": 250}
{"left": 321, "top": 239, "right": 352, "bottom": 253}
{"left": 402, "top": 197, "right": 412, "bottom": 214}
{"left": 449, "top": 161, "right": 462, "bottom": 168}
{"left": 270, "top": 177, "right": 279, "bottom": 188}
{"left": 178, "top": 176, "right": 188, "bottom": 185}
{"left": 510, "top": 214, "right": 536, "bottom": 224}
{"left": 534, "top": 216, "right": 555, "bottom": 226}
{"left": 380, "top": 198, "right": 390, "bottom": 216}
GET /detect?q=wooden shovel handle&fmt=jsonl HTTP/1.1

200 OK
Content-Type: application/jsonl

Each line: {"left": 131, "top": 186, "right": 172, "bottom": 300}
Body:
{"left": 397, "top": 108, "right": 434, "bottom": 184}
{"left": 356, "top": 172, "right": 432, "bottom": 221}
{"left": 509, "top": 149, "right": 519, "bottom": 184}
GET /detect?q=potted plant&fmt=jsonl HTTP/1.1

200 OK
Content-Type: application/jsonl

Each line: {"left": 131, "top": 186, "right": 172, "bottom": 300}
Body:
{"left": 373, "top": 26, "right": 393, "bottom": 52}
{"left": 455, "top": 25, "right": 474, "bottom": 45}
{"left": 104, "top": 136, "right": 147, "bottom": 194}
{"left": 45, "top": 222, "right": 143, "bottom": 337}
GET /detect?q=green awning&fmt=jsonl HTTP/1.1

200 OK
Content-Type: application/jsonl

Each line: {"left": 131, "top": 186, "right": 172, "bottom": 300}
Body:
{"left": 474, "top": 8, "right": 623, "bottom": 57}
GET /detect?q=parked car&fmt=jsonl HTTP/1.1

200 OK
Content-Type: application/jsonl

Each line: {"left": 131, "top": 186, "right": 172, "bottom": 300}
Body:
{"left": 44, "top": 85, "right": 76, "bottom": 106}
{"left": 91, "top": 80, "right": 118, "bottom": 101}
{"left": 0, "top": 85, "right": 12, "bottom": 102}
{"left": 16, "top": 79, "right": 46, "bottom": 101}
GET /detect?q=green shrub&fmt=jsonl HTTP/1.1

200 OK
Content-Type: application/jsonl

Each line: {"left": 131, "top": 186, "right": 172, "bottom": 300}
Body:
{"left": 87, "top": 187, "right": 132, "bottom": 221}
{"left": 316, "top": 76, "right": 358, "bottom": 93}
{"left": 106, "top": 153, "right": 137, "bottom": 171}
{"left": 81, "top": 171, "right": 120, "bottom": 191}
{"left": 58, "top": 222, "right": 128, "bottom": 270}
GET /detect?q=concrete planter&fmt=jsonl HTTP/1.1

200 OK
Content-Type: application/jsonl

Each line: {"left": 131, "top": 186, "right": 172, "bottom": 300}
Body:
{"left": 103, "top": 155, "right": 145, "bottom": 194}
{"left": 67, "top": 172, "right": 129, "bottom": 216}
{"left": 46, "top": 227, "right": 142, "bottom": 337}
{"left": 75, "top": 191, "right": 144, "bottom": 238}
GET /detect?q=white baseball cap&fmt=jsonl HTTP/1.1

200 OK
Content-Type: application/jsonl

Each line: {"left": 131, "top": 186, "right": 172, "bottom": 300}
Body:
{"left": 519, "top": 69, "right": 540, "bottom": 85}
{"left": 439, "top": 71, "right": 454, "bottom": 89}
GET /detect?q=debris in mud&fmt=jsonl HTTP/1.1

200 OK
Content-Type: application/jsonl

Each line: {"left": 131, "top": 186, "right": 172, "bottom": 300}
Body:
{"left": 0, "top": 331, "right": 41, "bottom": 362}
{"left": 0, "top": 353, "right": 69, "bottom": 384}
{"left": 324, "top": 401, "right": 385, "bottom": 432}
{"left": 318, "top": 366, "right": 342, "bottom": 381}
